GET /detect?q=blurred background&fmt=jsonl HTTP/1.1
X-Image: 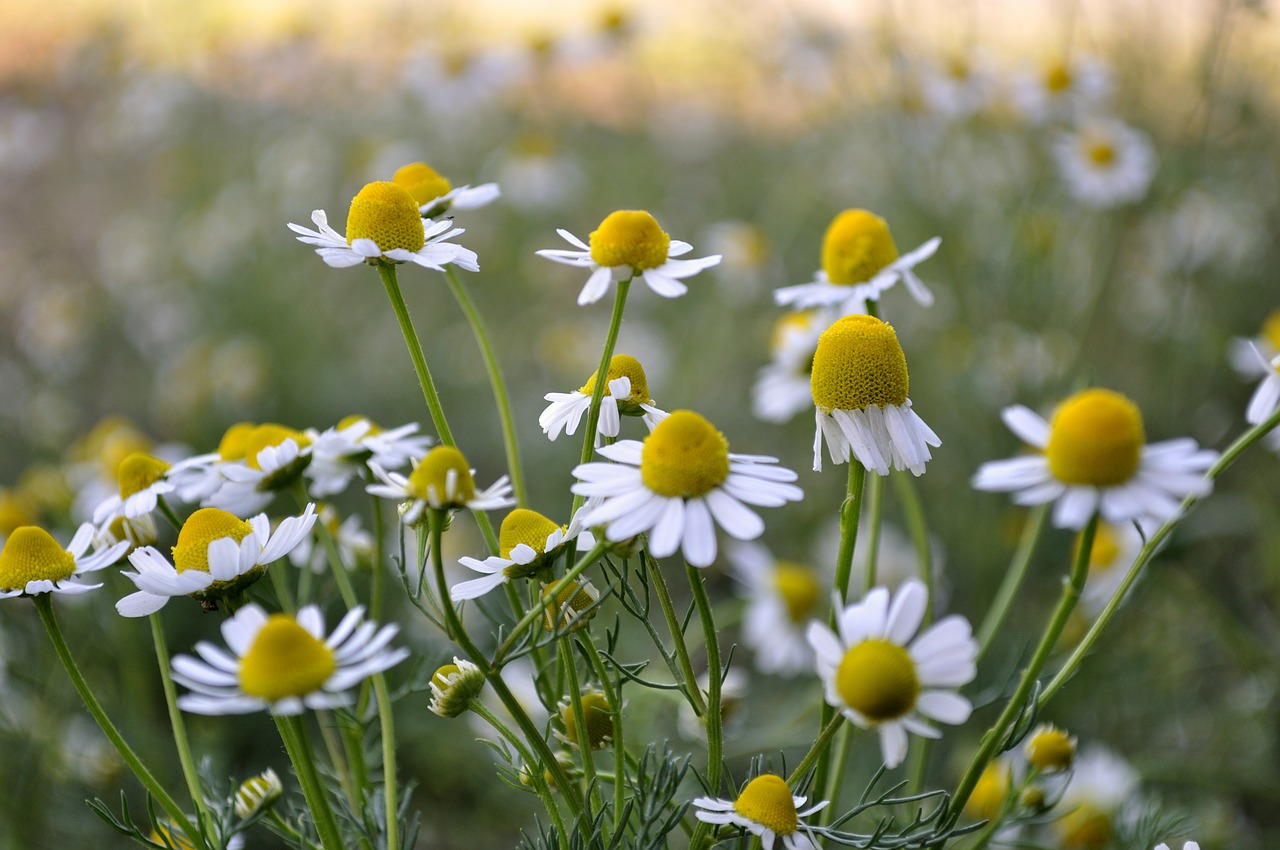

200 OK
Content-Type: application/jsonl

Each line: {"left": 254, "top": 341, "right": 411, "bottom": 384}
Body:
{"left": 1, "top": 0, "right": 1279, "bottom": 847}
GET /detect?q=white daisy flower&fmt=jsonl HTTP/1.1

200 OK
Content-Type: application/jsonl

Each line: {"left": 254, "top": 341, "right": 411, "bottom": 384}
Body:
{"left": 806, "top": 579, "right": 978, "bottom": 769}
{"left": 1154, "top": 842, "right": 1200, "bottom": 850}
{"left": 305, "top": 415, "right": 432, "bottom": 498}
{"left": 729, "top": 542, "right": 822, "bottom": 676}
{"left": 1053, "top": 118, "right": 1156, "bottom": 209}
{"left": 571, "top": 410, "right": 803, "bottom": 568}
{"left": 809, "top": 314, "right": 941, "bottom": 476}
{"left": 1012, "top": 54, "right": 1111, "bottom": 124}
{"left": 287, "top": 504, "right": 375, "bottom": 574}
{"left": 972, "top": 388, "right": 1219, "bottom": 530}
{"left": 165, "top": 422, "right": 257, "bottom": 506}
{"left": 171, "top": 602, "right": 408, "bottom": 715}
{"left": 289, "top": 180, "right": 479, "bottom": 271}
{"left": 90, "top": 451, "right": 176, "bottom": 527}
{"left": 539, "top": 353, "right": 667, "bottom": 443}
{"left": 1244, "top": 343, "right": 1280, "bottom": 449}
{"left": 692, "top": 773, "right": 828, "bottom": 850}
{"left": 205, "top": 424, "right": 313, "bottom": 516}
{"left": 452, "top": 507, "right": 578, "bottom": 601}
{"left": 918, "top": 51, "right": 998, "bottom": 120}
{"left": 1227, "top": 308, "right": 1280, "bottom": 378}
{"left": 116, "top": 504, "right": 317, "bottom": 617}
{"left": 428, "top": 657, "right": 486, "bottom": 718}
{"left": 392, "top": 161, "right": 501, "bottom": 218}
{"left": 774, "top": 209, "right": 940, "bottom": 315}
{"left": 366, "top": 444, "right": 514, "bottom": 525}
{"left": 536, "top": 209, "right": 722, "bottom": 306}
{"left": 0, "top": 524, "right": 128, "bottom": 598}
{"left": 752, "top": 310, "right": 833, "bottom": 425}
{"left": 1050, "top": 746, "right": 1138, "bottom": 850}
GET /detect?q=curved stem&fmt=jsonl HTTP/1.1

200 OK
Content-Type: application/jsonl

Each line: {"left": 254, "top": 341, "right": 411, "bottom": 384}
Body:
{"left": 647, "top": 552, "right": 706, "bottom": 716}
{"left": 559, "top": 638, "right": 599, "bottom": 816}
{"left": 890, "top": 471, "right": 933, "bottom": 624}
{"left": 976, "top": 504, "right": 1050, "bottom": 662}
{"left": 150, "top": 614, "right": 213, "bottom": 846}
{"left": 372, "top": 675, "right": 400, "bottom": 850}
{"left": 580, "top": 631, "right": 626, "bottom": 838}
{"left": 492, "top": 541, "right": 606, "bottom": 665}
{"left": 468, "top": 700, "right": 569, "bottom": 845}
{"left": 685, "top": 564, "right": 723, "bottom": 850}
{"left": 786, "top": 714, "right": 845, "bottom": 790}
{"left": 275, "top": 714, "right": 345, "bottom": 850}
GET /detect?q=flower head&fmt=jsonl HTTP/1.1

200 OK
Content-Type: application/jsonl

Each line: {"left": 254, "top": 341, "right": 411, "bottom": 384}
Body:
{"left": 234, "top": 768, "right": 283, "bottom": 819}
{"left": 367, "top": 445, "right": 514, "bottom": 525}
{"left": 753, "top": 309, "right": 832, "bottom": 424}
{"left": 557, "top": 689, "right": 615, "bottom": 749}
{"left": 91, "top": 451, "right": 176, "bottom": 528}
{"left": 204, "top": 423, "right": 314, "bottom": 515}
{"left": 537, "top": 209, "right": 721, "bottom": 305}
{"left": 1244, "top": 343, "right": 1280, "bottom": 450}
{"left": 965, "top": 759, "right": 1012, "bottom": 821}
{"left": 729, "top": 542, "right": 822, "bottom": 676}
{"left": 393, "top": 161, "right": 501, "bottom": 218}
{"left": 451, "top": 508, "right": 578, "bottom": 601}
{"left": 429, "top": 657, "right": 485, "bottom": 717}
{"left": 0, "top": 524, "right": 127, "bottom": 598}
{"left": 539, "top": 354, "right": 668, "bottom": 442}
{"left": 1054, "top": 119, "right": 1156, "bottom": 208}
{"left": 1051, "top": 746, "right": 1138, "bottom": 850}
{"left": 1025, "top": 723, "right": 1076, "bottom": 772}
{"left": 807, "top": 579, "right": 977, "bottom": 768}
{"left": 693, "top": 774, "right": 828, "bottom": 850}
{"left": 305, "top": 415, "right": 432, "bottom": 498}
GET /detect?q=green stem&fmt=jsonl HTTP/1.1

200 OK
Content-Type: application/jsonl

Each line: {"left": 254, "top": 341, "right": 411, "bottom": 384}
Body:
{"left": 890, "top": 471, "right": 934, "bottom": 625}
{"left": 976, "top": 503, "right": 1050, "bottom": 662}
{"left": 372, "top": 675, "right": 400, "bottom": 850}
{"left": 275, "top": 714, "right": 345, "bottom": 850}
{"left": 559, "top": 638, "right": 600, "bottom": 817}
{"left": 647, "top": 552, "right": 706, "bottom": 716}
{"left": 862, "top": 473, "right": 885, "bottom": 593}
{"left": 370, "top": 493, "right": 387, "bottom": 623}
{"left": 492, "top": 541, "right": 606, "bottom": 665}
{"left": 786, "top": 714, "right": 846, "bottom": 790}
{"left": 149, "top": 615, "right": 213, "bottom": 847}
{"left": 156, "top": 496, "right": 184, "bottom": 533}
{"left": 33, "top": 595, "right": 200, "bottom": 844}
{"left": 442, "top": 266, "right": 529, "bottom": 508}
{"left": 580, "top": 631, "right": 626, "bottom": 838}
{"left": 685, "top": 564, "right": 723, "bottom": 850}
{"left": 468, "top": 700, "right": 569, "bottom": 845}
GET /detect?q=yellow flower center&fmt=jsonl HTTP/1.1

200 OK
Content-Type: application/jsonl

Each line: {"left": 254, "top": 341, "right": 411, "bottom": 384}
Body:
{"left": 345, "top": 181, "right": 426, "bottom": 253}
{"left": 1261, "top": 308, "right": 1280, "bottom": 352}
{"left": 217, "top": 422, "right": 258, "bottom": 462}
{"left": 1045, "top": 61, "right": 1073, "bottom": 93}
{"left": 432, "top": 663, "right": 462, "bottom": 688}
{"left": 578, "top": 354, "right": 651, "bottom": 407}
{"left": 810, "top": 315, "right": 910, "bottom": 411}
{"left": 337, "top": 414, "right": 382, "bottom": 436}
{"left": 238, "top": 614, "right": 336, "bottom": 701}
{"left": 393, "top": 162, "right": 454, "bottom": 207}
{"left": 1077, "top": 522, "right": 1122, "bottom": 574}
{"left": 589, "top": 210, "right": 671, "bottom": 271}
{"left": 1045, "top": 389, "right": 1145, "bottom": 486}
{"left": 732, "top": 774, "right": 799, "bottom": 835}
{"left": 117, "top": 452, "right": 170, "bottom": 499}
{"left": 773, "top": 562, "right": 821, "bottom": 624}
{"left": 822, "top": 209, "right": 900, "bottom": 286}
{"left": 639, "top": 410, "right": 730, "bottom": 498}
{"left": 835, "top": 638, "right": 920, "bottom": 722}
{"left": 542, "top": 579, "right": 599, "bottom": 631}
{"left": 407, "top": 446, "right": 476, "bottom": 506}
{"left": 241, "top": 424, "right": 309, "bottom": 471}
{"left": 1026, "top": 726, "right": 1075, "bottom": 771}
{"left": 0, "top": 526, "right": 76, "bottom": 590}
{"left": 498, "top": 508, "right": 560, "bottom": 559}
{"left": 172, "top": 508, "right": 254, "bottom": 574}
{"left": 965, "top": 762, "right": 1011, "bottom": 820}
{"left": 1056, "top": 804, "right": 1112, "bottom": 850}
{"left": 1085, "top": 141, "right": 1116, "bottom": 166}
{"left": 561, "top": 692, "right": 614, "bottom": 749}
{"left": 770, "top": 311, "right": 818, "bottom": 356}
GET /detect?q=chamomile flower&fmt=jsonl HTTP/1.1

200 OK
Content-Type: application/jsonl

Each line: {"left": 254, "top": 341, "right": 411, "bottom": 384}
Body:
{"left": 366, "top": 445, "right": 514, "bottom": 525}
{"left": 1050, "top": 746, "right": 1138, "bottom": 850}
{"left": 919, "top": 51, "right": 998, "bottom": 120}
{"left": 971, "top": 388, "right": 1219, "bottom": 529}
{"left": 305, "top": 415, "right": 432, "bottom": 498}
{"left": 571, "top": 410, "right": 803, "bottom": 568}
{"left": 429, "top": 657, "right": 485, "bottom": 718}
{"left": 1244, "top": 344, "right": 1280, "bottom": 449}
{"left": 752, "top": 310, "right": 833, "bottom": 424}
{"left": 287, "top": 504, "right": 375, "bottom": 574}
{"left": 556, "top": 689, "right": 615, "bottom": 749}
{"left": 115, "top": 504, "right": 317, "bottom": 617}
{"left": 536, "top": 209, "right": 722, "bottom": 305}
{"left": 91, "top": 452, "right": 176, "bottom": 527}
{"left": 1012, "top": 54, "right": 1111, "bottom": 124}
{"left": 810, "top": 314, "right": 941, "bottom": 475}
{"left": 392, "top": 161, "right": 500, "bottom": 218}
{"left": 171, "top": 602, "right": 408, "bottom": 715}
{"left": 205, "top": 424, "right": 313, "bottom": 516}
{"left": 807, "top": 579, "right": 978, "bottom": 769}
{"left": 1228, "top": 308, "right": 1280, "bottom": 377}
{"left": 289, "top": 181, "right": 479, "bottom": 271}
{"left": 692, "top": 774, "right": 828, "bottom": 850}
{"left": 234, "top": 768, "right": 283, "bottom": 819}
{"left": 452, "top": 508, "right": 578, "bottom": 601}
{"left": 539, "top": 354, "right": 667, "bottom": 443}
{"left": 729, "top": 542, "right": 822, "bottom": 676}
{"left": 775, "top": 209, "right": 940, "bottom": 315}
{"left": 1053, "top": 118, "right": 1156, "bottom": 209}
{"left": 0, "top": 524, "right": 128, "bottom": 598}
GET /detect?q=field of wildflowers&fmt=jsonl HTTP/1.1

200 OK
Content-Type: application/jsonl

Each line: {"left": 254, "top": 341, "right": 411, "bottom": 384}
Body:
{"left": 1, "top": 2, "right": 1279, "bottom": 849}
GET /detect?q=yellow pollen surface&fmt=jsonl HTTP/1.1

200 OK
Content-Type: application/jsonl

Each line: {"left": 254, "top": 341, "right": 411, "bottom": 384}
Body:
{"left": 542, "top": 580, "right": 598, "bottom": 631}
{"left": 732, "top": 774, "right": 799, "bottom": 835}
{"left": 0, "top": 526, "right": 76, "bottom": 590}
{"left": 561, "top": 692, "right": 613, "bottom": 749}
{"left": 1045, "top": 62, "right": 1073, "bottom": 92}
{"left": 589, "top": 210, "right": 671, "bottom": 271}
{"left": 1055, "top": 804, "right": 1112, "bottom": 850}
{"left": 811, "top": 314, "right": 910, "bottom": 411}
{"left": 337, "top": 414, "right": 382, "bottom": 436}
{"left": 835, "top": 638, "right": 920, "bottom": 722}
{"left": 432, "top": 664, "right": 461, "bottom": 688}
{"left": 1085, "top": 141, "right": 1116, "bottom": 166}
{"left": 238, "top": 615, "right": 336, "bottom": 701}
{"left": 1261, "top": 309, "right": 1280, "bottom": 352}
{"left": 241, "top": 424, "right": 308, "bottom": 471}
{"left": 773, "top": 562, "right": 821, "bottom": 623}
{"left": 407, "top": 446, "right": 476, "bottom": 505}
{"left": 217, "top": 422, "right": 258, "bottom": 462}
{"left": 640, "top": 410, "right": 730, "bottom": 498}
{"left": 172, "top": 508, "right": 254, "bottom": 574}
{"left": 1026, "top": 726, "right": 1075, "bottom": 771}
{"left": 345, "top": 181, "right": 426, "bottom": 253}
{"left": 578, "top": 354, "right": 651, "bottom": 404}
{"left": 498, "top": 508, "right": 560, "bottom": 559}
{"left": 117, "top": 452, "right": 170, "bottom": 499}
{"left": 393, "top": 162, "right": 454, "bottom": 207}
{"left": 821, "top": 209, "right": 900, "bottom": 286}
{"left": 964, "top": 762, "right": 1011, "bottom": 820}
{"left": 1046, "top": 389, "right": 1144, "bottom": 486}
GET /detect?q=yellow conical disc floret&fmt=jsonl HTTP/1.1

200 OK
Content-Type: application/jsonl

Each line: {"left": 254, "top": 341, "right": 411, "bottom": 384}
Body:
{"left": 337, "top": 414, "right": 382, "bottom": 436}
{"left": 345, "top": 181, "right": 425, "bottom": 253}
{"left": 172, "top": 508, "right": 254, "bottom": 574}
{"left": 1262, "top": 309, "right": 1280, "bottom": 352}
{"left": 1056, "top": 804, "right": 1111, "bottom": 850}
{"left": 589, "top": 210, "right": 671, "bottom": 271}
{"left": 217, "top": 422, "right": 258, "bottom": 462}
{"left": 1045, "top": 61, "right": 1073, "bottom": 93}
{"left": 965, "top": 762, "right": 1011, "bottom": 820}
{"left": 821, "top": 209, "right": 899, "bottom": 286}
{"left": 407, "top": 446, "right": 476, "bottom": 505}
{"left": 393, "top": 162, "right": 453, "bottom": 207}
{"left": 640, "top": 410, "right": 730, "bottom": 498}
{"left": 0, "top": 527, "right": 76, "bottom": 591}
{"left": 835, "top": 639, "right": 920, "bottom": 722}
{"left": 117, "top": 452, "right": 170, "bottom": 499}
{"left": 542, "top": 579, "right": 600, "bottom": 632}
{"left": 498, "top": 508, "right": 560, "bottom": 559}
{"left": 773, "top": 562, "right": 821, "bottom": 624}
{"left": 561, "top": 691, "right": 614, "bottom": 749}
{"left": 733, "top": 774, "right": 799, "bottom": 835}
{"left": 811, "top": 315, "right": 910, "bottom": 412}
{"left": 1026, "top": 724, "right": 1076, "bottom": 772}
{"left": 1045, "top": 389, "right": 1144, "bottom": 486}
{"left": 1086, "top": 141, "right": 1115, "bottom": 166}
{"left": 578, "top": 354, "right": 651, "bottom": 407}
{"left": 238, "top": 615, "right": 336, "bottom": 701}
{"left": 241, "top": 424, "right": 309, "bottom": 471}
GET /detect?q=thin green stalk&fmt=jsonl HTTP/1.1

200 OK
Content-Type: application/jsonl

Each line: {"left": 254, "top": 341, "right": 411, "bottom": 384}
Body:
{"left": 315, "top": 714, "right": 359, "bottom": 814}
{"left": 149, "top": 615, "right": 213, "bottom": 846}
{"left": 580, "top": 631, "right": 626, "bottom": 838}
{"left": 156, "top": 496, "right": 184, "bottom": 533}
{"left": 862, "top": 473, "right": 885, "bottom": 593}
{"left": 785, "top": 714, "right": 846, "bottom": 790}
{"left": 820, "top": 725, "right": 854, "bottom": 822}
{"left": 33, "top": 595, "right": 200, "bottom": 845}
{"left": 442, "top": 266, "right": 529, "bottom": 507}
{"left": 372, "top": 675, "right": 399, "bottom": 850}
{"left": 976, "top": 503, "right": 1050, "bottom": 662}
{"left": 559, "top": 638, "right": 600, "bottom": 817}
{"left": 468, "top": 700, "right": 569, "bottom": 845}
{"left": 647, "top": 552, "right": 706, "bottom": 716}
{"left": 492, "top": 541, "right": 606, "bottom": 665}
{"left": 275, "top": 714, "right": 345, "bottom": 850}
{"left": 890, "top": 471, "right": 933, "bottom": 624}
{"left": 685, "top": 563, "right": 723, "bottom": 850}
{"left": 370, "top": 492, "right": 387, "bottom": 622}
{"left": 269, "top": 565, "right": 296, "bottom": 615}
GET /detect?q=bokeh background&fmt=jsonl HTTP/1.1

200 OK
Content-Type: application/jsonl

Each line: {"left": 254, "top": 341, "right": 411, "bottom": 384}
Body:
{"left": 2, "top": 0, "right": 1279, "bottom": 847}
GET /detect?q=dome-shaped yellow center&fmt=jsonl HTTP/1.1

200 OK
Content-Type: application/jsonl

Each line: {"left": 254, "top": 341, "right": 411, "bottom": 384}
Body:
{"left": 172, "top": 508, "right": 254, "bottom": 574}
{"left": 1085, "top": 141, "right": 1116, "bottom": 166}
{"left": 821, "top": 209, "right": 900, "bottom": 286}
{"left": 811, "top": 315, "right": 910, "bottom": 411}
{"left": 238, "top": 614, "right": 336, "bottom": 701}
{"left": 337, "top": 414, "right": 382, "bottom": 436}
{"left": 117, "top": 452, "right": 170, "bottom": 499}
{"left": 1026, "top": 725, "right": 1075, "bottom": 772}
{"left": 835, "top": 638, "right": 920, "bottom": 722}
{"left": 1045, "top": 389, "right": 1144, "bottom": 486}
{"left": 1055, "top": 804, "right": 1112, "bottom": 850}
{"left": 345, "top": 181, "right": 426, "bottom": 253}
{"left": 964, "top": 762, "right": 1011, "bottom": 821}
{"left": 393, "top": 162, "right": 454, "bottom": 207}
{"left": 216, "top": 422, "right": 257, "bottom": 462}
{"left": 561, "top": 691, "right": 614, "bottom": 749}
{"left": 407, "top": 446, "right": 476, "bottom": 506}
{"left": 640, "top": 410, "right": 730, "bottom": 498}
{"left": 578, "top": 354, "right": 651, "bottom": 406}
{"left": 773, "top": 562, "right": 821, "bottom": 624}
{"left": 432, "top": 663, "right": 462, "bottom": 688}
{"left": 498, "top": 508, "right": 560, "bottom": 559}
{"left": 589, "top": 210, "right": 671, "bottom": 271}
{"left": 0, "top": 526, "right": 76, "bottom": 590}
{"left": 733, "top": 774, "right": 799, "bottom": 835}
{"left": 542, "top": 579, "right": 599, "bottom": 631}
{"left": 1261, "top": 308, "right": 1280, "bottom": 352}
{"left": 241, "top": 424, "right": 309, "bottom": 471}
{"left": 1045, "top": 62, "right": 1073, "bottom": 93}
